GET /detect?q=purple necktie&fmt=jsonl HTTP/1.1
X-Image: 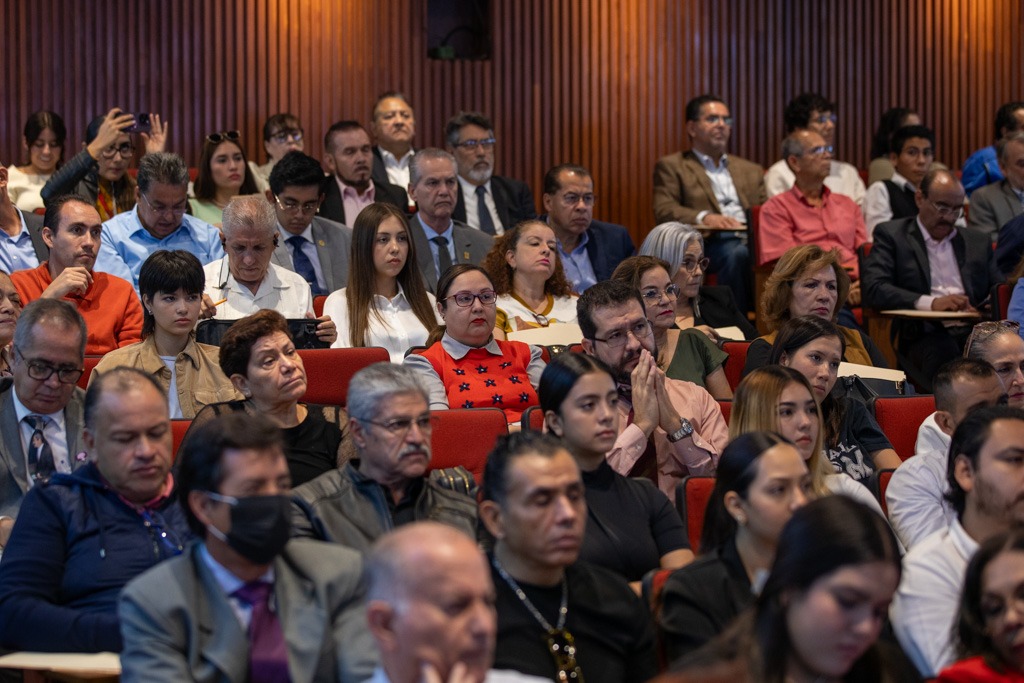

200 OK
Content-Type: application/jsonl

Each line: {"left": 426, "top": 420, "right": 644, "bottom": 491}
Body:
{"left": 232, "top": 581, "right": 290, "bottom": 683}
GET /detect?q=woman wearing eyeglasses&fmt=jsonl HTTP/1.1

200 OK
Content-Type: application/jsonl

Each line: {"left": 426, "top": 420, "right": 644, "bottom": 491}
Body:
{"left": 611, "top": 255, "right": 732, "bottom": 399}
{"left": 188, "top": 131, "right": 259, "bottom": 226}
{"left": 404, "top": 264, "right": 544, "bottom": 425}
{"left": 41, "top": 108, "right": 167, "bottom": 219}
{"left": 248, "top": 113, "right": 305, "bottom": 193}
{"left": 743, "top": 244, "right": 888, "bottom": 377}
{"left": 323, "top": 202, "right": 440, "bottom": 362}
{"left": 965, "top": 320, "right": 1024, "bottom": 408}
{"left": 6, "top": 111, "right": 66, "bottom": 212}
{"left": 639, "top": 222, "right": 758, "bottom": 342}
{"left": 483, "top": 220, "right": 578, "bottom": 338}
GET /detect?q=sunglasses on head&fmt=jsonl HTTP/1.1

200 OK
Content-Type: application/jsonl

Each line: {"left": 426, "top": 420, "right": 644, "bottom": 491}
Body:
{"left": 206, "top": 130, "right": 241, "bottom": 144}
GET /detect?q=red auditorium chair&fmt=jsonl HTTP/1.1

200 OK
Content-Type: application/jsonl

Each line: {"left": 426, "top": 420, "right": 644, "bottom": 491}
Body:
{"left": 675, "top": 475, "right": 715, "bottom": 552}
{"left": 993, "top": 282, "right": 1011, "bottom": 320}
{"left": 313, "top": 295, "right": 327, "bottom": 317}
{"left": 77, "top": 356, "right": 103, "bottom": 390}
{"left": 171, "top": 419, "right": 191, "bottom": 460}
{"left": 716, "top": 400, "right": 731, "bottom": 425}
{"left": 427, "top": 408, "right": 508, "bottom": 485}
{"left": 520, "top": 405, "right": 546, "bottom": 432}
{"left": 870, "top": 395, "right": 936, "bottom": 460}
{"left": 721, "top": 341, "right": 749, "bottom": 391}
{"left": 877, "top": 468, "right": 895, "bottom": 516}
{"left": 297, "top": 347, "right": 389, "bottom": 407}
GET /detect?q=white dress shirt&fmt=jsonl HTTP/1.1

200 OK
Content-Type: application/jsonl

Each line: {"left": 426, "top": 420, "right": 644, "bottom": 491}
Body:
{"left": 891, "top": 518, "right": 977, "bottom": 677}
{"left": 458, "top": 176, "right": 504, "bottom": 234}
{"left": 277, "top": 223, "right": 327, "bottom": 293}
{"left": 886, "top": 448, "right": 955, "bottom": 550}
{"left": 913, "top": 220, "right": 966, "bottom": 311}
{"left": 864, "top": 171, "right": 916, "bottom": 239}
{"left": 915, "top": 412, "right": 950, "bottom": 455}
{"left": 379, "top": 147, "right": 414, "bottom": 194}
{"left": 324, "top": 285, "right": 441, "bottom": 363}
{"left": 203, "top": 258, "right": 313, "bottom": 320}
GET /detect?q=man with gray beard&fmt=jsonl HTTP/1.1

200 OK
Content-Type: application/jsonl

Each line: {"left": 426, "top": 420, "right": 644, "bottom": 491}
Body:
{"left": 446, "top": 112, "right": 536, "bottom": 236}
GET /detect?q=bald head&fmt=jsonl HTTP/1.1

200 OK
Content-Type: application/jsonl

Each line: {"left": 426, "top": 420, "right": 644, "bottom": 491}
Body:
{"left": 366, "top": 522, "right": 486, "bottom": 602}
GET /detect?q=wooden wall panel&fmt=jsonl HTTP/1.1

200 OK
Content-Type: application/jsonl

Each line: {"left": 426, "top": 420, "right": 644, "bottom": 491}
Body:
{"left": 1, "top": 0, "right": 1022, "bottom": 245}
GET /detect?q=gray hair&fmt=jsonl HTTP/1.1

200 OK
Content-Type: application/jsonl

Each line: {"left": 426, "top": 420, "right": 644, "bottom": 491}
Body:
{"left": 84, "top": 367, "right": 167, "bottom": 430}
{"left": 997, "top": 130, "right": 1024, "bottom": 162}
{"left": 347, "top": 362, "right": 429, "bottom": 421}
{"left": 137, "top": 152, "right": 190, "bottom": 193}
{"left": 408, "top": 148, "right": 456, "bottom": 187}
{"left": 13, "top": 299, "right": 86, "bottom": 360}
{"left": 965, "top": 320, "right": 1024, "bottom": 364}
{"left": 639, "top": 222, "right": 704, "bottom": 279}
{"left": 221, "top": 194, "right": 278, "bottom": 240}
{"left": 781, "top": 132, "right": 808, "bottom": 161}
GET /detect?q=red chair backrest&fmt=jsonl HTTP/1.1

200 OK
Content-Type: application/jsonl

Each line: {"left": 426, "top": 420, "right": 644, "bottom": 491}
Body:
{"left": 675, "top": 476, "right": 715, "bottom": 552}
{"left": 297, "top": 347, "right": 390, "bottom": 407}
{"left": 995, "top": 283, "right": 1011, "bottom": 320}
{"left": 721, "top": 341, "right": 750, "bottom": 391}
{"left": 877, "top": 468, "right": 895, "bottom": 516}
{"left": 716, "top": 400, "right": 731, "bottom": 425}
{"left": 428, "top": 408, "right": 509, "bottom": 485}
{"left": 313, "top": 295, "right": 327, "bottom": 317}
{"left": 520, "top": 405, "right": 546, "bottom": 432}
{"left": 171, "top": 419, "right": 192, "bottom": 461}
{"left": 78, "top": 356, "right": 103, "bottom": 390}
{"left": 870, "top": 395, "right": 936, "bottom": 460}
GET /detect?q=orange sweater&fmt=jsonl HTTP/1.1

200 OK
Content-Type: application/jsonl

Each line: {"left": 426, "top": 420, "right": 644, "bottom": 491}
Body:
{"left": 12, "top": 263, "right": 143, "bottom": 355}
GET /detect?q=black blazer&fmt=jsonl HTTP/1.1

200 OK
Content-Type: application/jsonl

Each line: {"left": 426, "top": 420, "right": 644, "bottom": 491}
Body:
{"left": 583, "top": 219, "right": 637, "bottom": 283}
{"left": 371, "top": 146, "right": 414, "bottom": 198}
{"left": 695, "top": 285, "right": 758, "bottom": 340}
{"left": 452, "top": 175, "right": 537, "bottom": 232}
{"left": 863, "top": 217, "right": 1002, "bottom": 343}
{"left": 319, "top": 175, "right": 407, "bottom": 226}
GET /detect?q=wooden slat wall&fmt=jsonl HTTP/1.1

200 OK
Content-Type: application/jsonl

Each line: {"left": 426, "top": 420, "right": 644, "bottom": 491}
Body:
{"left": 1, "top": 0, "right": 1022, "bottom": 245}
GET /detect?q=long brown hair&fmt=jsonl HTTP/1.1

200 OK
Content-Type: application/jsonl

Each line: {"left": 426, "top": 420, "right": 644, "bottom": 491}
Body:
{"left": 482, "top": 219, "right": 573, "bottom": 297}
{"left": 346, "top": 202, "right": 437, "bottom": 347}
{"left": 193, "top": 135, "right": 259, "bottom": 200}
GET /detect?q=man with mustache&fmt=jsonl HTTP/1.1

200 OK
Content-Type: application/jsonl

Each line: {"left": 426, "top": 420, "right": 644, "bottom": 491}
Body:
{"left": 863, "top": 169, "right": 1001, "bottom": 392}
{"left": 11, "top": 194, "right": 142, "bottom": 354}
{"left": 577, "top": 280, "right": 727, "bottom": 499}
{"left": 892, "top": 406, "right": 1024, "bottom": 677}
{"left": 408, "top": 149, "right": 494, "bottom": 292}
{"left": 291, "top": 362, "right": 478, "bottom": 552}
{"left": 320, "top": 120, "right": 407, "bottom": 226}
{"left": 446, "top": 112, "right": 536, "bottom": 236}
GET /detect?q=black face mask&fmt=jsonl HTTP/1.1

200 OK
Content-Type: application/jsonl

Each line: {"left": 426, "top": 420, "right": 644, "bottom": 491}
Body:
{"left": 206, "top": 493, "right": 292, "bottom": 565}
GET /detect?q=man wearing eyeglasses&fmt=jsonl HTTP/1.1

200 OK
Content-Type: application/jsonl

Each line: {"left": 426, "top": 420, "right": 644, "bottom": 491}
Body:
{"left": 11, "top": 194, "right": 143, "bottom": 354}
{"left": 863, "top": 169, "right": 1002, "bottom": 392}
{"left": 291, "top": 363, "right": 477, "bottom": 552}
{"left": 266, "top": 151, "right": 353, "bottom": 296}
{"left": 577, "top": 280, "right": 727, "bottom": 499}
{"left": 320, "top": 120, "right": 408, "bottom": 226}
{"left": 653, "top": 94, "right": 767, "bottom": 313}
{"left": 248, "top": 112, "right": 306, "bottom": 194}
{"left": 408, "top": 149, "right": 494, "bottom": 292}
{"left": 864, "top": 125, "right": 937, "bottom": 238}
{"left": 541, "top": 163, "right": 635, "bottom": 293}
{"left": 759, "top": 130, "right": 868, "bottom": 282}
{"left": 0, "top": 366, "right": 189, "bottom": 653}
{"left": 0, "top": 299, "right": 87, "bottom": 550}
{"left": 96, "top": 152, "right": 224, "bottom": 292}
{"left": 764, "top": 93, "right": 866, "bottom": 206}
{"left": 446, "top": 112, "right": 536, "bottom": 236}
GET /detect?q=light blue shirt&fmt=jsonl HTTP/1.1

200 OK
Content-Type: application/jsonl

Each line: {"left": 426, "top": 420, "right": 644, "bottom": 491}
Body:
{"left": 556, "top": 228, "right": 597, "bottom": 292}
{"left": 95, "top": 206, "right": 224, "bottom": 291}
{"left": 277, "top": 223, "right": 326, "bottom": 293}
{"left": 198, "top": 542, "right": 274, "bottom": 629}
{"left": 0, "top": 209, "right": 40, "bottom": 274}
{"left": 415, "top": 214, "right": 456, "bottom": 276}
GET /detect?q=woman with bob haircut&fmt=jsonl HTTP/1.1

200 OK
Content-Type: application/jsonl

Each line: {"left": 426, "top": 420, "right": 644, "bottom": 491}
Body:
{"left": 673, "top": 495, "right": 912, "bottom": 682}
{"left": 743, "top": 244, "right": 887, "bottom": 376}
{"left": 483, "top": 219, "right": 577, "bottom": 337}
{"left": 659, "top": 431, "right": 811, "bottom": 662}
{"left": 539, "top": 353, "right": 691, "bottom": 588}
{"left": 90, "top": 250, "right": 239, "bottom": 418}
{"left": 189, "top": 130, "right": 259, "bottom": 225}
{"left": 323, "top": 202, "right": 439, "bottom": 362}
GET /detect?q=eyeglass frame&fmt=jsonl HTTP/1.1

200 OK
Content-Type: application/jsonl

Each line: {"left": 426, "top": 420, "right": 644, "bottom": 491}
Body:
{"left": 804, "top": 144, "right": 834, "bottom": 157}
{"left": 589, "top": 319, "right": 653, "bottom": 348}
{"left": 557, "top": 193, "right": 596, "bottom": 208}
{"left": 444, "top": 290, "right": 499, "bottom": 307}
{"left": 12, "top": 345, "right": 84, "bottom": 384}
{"left": 139, "top": 191, "right": 189, "bottom": 218}
{"left": 268, "top": 129, "right": 303, "bottom": 145}
{"left": 679, "top": 256, "right": 710, "bottom": 273}
{"left": 357, "top": 414, "right": 438, "bottom": 437}
{"left": 926, "top": 198, "right": 965, "bottom": 220}
{"left": 964, "top": 320, "right": 1021, "bottom": 358}
{"left": 273, "top": 194, "right": 321, "bottom": 216}
{"left": 640, "top": 284, "right": 681, "bottom": 303}
{"left": 99, "top": 142, "right": 136, "bottom": 160}
{"left": 812, "top": 113, "right": 838, "bottom": 125}
{"left": 701, "top": 114, "right": 734, "bottom": 126}
{"left": 454, "top": 137, "right": 497, "bottom": 150}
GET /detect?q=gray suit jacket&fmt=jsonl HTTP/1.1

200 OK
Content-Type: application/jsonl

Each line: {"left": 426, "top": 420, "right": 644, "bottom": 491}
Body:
{"left": 968, "top": 179, "right": 1023, "bottom": 240}
{"left": 410, "top": 214, "right": 494, "bottom": 293}
{"left": 119, "top": 539, "right": 378, "bottom": 683}
{"left": 0, "top": 377, "right": 86, "bottom": 518}
{"left": 272, "top": 217, "right": 353, "bottom": 295}
{"left": 24, "top": 211, "right": 48, "bottom": 264}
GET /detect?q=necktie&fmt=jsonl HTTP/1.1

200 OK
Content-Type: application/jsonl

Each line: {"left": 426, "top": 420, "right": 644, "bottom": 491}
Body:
{"left": 25, "top": 415, "right": 56, "bottom": 482}
{"left": 475, "top": 185, "right": 497, "bottom": 235}
{"left": 285, "top": 235, "right": 323, "bottom": 296}
{"left": 625, "top": 407, "right": 659, "bottom": 486}
{"left": 232, "top": 581, "right": 290, "bottom": 683}
{"left": 431, "top": 235, "right": 453, "bottom": 278}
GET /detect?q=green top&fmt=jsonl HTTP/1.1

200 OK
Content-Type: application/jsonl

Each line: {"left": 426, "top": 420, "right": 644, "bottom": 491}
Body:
{"left": 664, "top": 328, "right": 728, "bottom": 388}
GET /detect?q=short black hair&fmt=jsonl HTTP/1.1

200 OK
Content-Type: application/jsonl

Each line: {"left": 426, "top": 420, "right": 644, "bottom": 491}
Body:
{"left": 445, "top": 112, "right": 494, "bottom": 148}
{"left": 947, "top": 405, "right": 1024, "bottom": 517}
{"left": 783, "top": 92, "right": 835, "bottom": 133}
{"left": 685, "top": 94, "right": 725, "bottom": 122}
{"left": 268, "top": 151, "right": 326, "bottom": 196}
{"left": 890, "top": 124, "right": 935, "bottom": 155}
{"left": 994, "top": 101, "right": 1024, "bottom": 140}
{"left": 138, "top": 250, "right": 205, "bottom": 338}
{"left": 576, "top": 279, "right": 646, "bottom": 340}
{"left": 323, "top": 120, "right": 368, "bottom": 153}
{"left": 43, "top": 194, "right": 93, "bottom": 235}
{"left": 542, "top": 164, "right": 591, "bottom": 196}
{"left": 481, "top": 431, "right": 568, "bottom": 507}
{"left": 933, "top": 358, "right": 998, "bottom": 414}
{"left": 176, "top": 412, "right": 285, "bottom": 536}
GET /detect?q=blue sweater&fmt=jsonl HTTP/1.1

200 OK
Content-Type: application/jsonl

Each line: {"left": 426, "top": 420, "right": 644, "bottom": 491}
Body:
{"left": 0, "top": 462, "right": 189, "bottom": 652}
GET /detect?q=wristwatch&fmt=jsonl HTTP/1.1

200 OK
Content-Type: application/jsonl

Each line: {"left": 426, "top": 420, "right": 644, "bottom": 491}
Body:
{"left": 667, "top": 418, "right": 694, "bottom": 443}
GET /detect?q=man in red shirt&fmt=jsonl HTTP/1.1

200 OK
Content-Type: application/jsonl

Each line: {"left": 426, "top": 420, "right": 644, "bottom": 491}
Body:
{"left": 11, "top": 194, "right": 142, "bottom": 355}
